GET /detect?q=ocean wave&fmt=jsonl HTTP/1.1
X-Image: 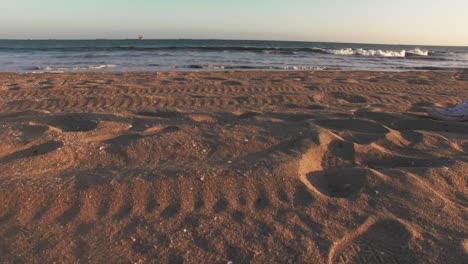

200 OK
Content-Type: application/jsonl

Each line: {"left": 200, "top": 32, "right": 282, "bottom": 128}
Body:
{"left": 180, "top": 65, "right": 337, "bottom": 70}
{"left": 407, "top": 48, "right": 430, "bottom": 56}
{"left": 0, "top": 45, "right": 434, "bottom": 59}
{"left": 102, "top": 46, "right": 325, "bottom": 54}
{"left": 325, "top": 48, "right": 429, "bottom": 58}
{"left": 25, "top": 64, "right": 118, "bottom": 71}
{"left": 0, "top": 46, "right": 313, "bottom": 53}
{"left": 0, "top": 45, "right": 408, "bottom": 56}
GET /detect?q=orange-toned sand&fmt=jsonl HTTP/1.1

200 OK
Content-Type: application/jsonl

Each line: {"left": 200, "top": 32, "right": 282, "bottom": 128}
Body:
{"left": 0, "top": 71, "right": 467, "bottom": 263}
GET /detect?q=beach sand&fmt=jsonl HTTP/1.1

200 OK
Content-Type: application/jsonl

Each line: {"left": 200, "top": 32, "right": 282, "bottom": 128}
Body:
{"left": 0, "top": 71, "right": 467, "bottom": 263}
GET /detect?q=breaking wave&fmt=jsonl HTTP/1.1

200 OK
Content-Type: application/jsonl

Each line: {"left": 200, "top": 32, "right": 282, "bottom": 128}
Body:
{"left": 324, "top": 48, "right": 429, "bottom": 58}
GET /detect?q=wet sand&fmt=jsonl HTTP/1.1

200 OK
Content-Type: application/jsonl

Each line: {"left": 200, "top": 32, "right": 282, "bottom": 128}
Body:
{"left": 0, "top": 71, "right": 467, "bottom": 263}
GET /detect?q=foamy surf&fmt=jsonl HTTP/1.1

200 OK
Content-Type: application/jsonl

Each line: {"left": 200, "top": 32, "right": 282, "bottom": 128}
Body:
{"left": 325, "top": 48, "right": 429, "bottom": 57}
{"left": 26, "top": 64, "right": 119, "bottom": 72}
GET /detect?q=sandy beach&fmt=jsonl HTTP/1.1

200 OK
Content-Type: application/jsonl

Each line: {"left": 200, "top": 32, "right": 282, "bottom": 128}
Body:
{"left": 0, "top": 70, "right": 467, "bottom": 263}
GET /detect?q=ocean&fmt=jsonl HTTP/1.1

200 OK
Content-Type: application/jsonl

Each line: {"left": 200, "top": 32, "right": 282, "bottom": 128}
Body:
{"left": 0, "top": 39, "right": 467, "bottom": 72}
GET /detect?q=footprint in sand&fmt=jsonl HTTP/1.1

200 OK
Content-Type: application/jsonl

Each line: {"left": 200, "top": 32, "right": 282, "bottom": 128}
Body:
{"left": 0, "top": 141, "right": 64, "bottom": 164}
{"left": 315, "top": 119, "right": 390, "bottom": 134}
{"left": 3, "top": 123, "right": 50, "bottom": 143}
{"left": 306, "top": 168, "right": 370, "bottom": 198}
{"left": 0, "top": 139, "right": 74, "bottom": 177}
{"left": 39, "top": 114, "right": 98, "bottom": 132}
{"left": 330, "top": 219, "right": 417, "bottom": 264}
{"left": 392, "top": 119, "right": 468, "bottom": 134}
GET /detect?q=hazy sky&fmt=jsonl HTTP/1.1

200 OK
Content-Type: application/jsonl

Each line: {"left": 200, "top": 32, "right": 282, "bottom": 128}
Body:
{"left": 2, "top": 0, "right": 467, "bottom": 45}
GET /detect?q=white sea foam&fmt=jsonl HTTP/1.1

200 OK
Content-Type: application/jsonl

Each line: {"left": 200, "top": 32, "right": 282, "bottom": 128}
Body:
{"left": 407, "top": 48, "right": 429, "bottom": 56}
{"left": 329, "top": 48, "right": 356, "bottom": 56}
{"left": 90, "top": 64, "right": 118, "bottom": 69}
{"left": 37, "top": 64, "right": 119, "bottom": 71}
{"left": 326, "top": 48, "right": 428, "bottom": 58}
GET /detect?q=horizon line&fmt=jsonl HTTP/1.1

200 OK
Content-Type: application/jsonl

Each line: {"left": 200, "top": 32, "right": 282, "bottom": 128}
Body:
{"left": 1, "top": 38, "right": 467, "bottom": 48}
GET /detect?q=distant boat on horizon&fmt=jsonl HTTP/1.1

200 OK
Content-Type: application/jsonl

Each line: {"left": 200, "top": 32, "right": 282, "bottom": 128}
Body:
{"left": 138, "top": 36, "right": 144, "bottom": 40}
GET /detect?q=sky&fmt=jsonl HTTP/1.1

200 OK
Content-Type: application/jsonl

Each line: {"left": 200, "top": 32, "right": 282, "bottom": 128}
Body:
{"left": 1, "top": 0, "right": 467, "bottom": 46}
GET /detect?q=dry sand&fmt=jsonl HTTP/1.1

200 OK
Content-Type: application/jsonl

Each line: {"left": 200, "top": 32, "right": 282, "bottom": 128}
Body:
{"left": 0, "top": 71, "right": 467, "bottom": 263}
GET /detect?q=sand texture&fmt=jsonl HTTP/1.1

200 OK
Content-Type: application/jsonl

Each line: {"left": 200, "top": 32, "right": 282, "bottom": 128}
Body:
{"left": 0, "top": 71, "right": 467, "bottom": 263}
